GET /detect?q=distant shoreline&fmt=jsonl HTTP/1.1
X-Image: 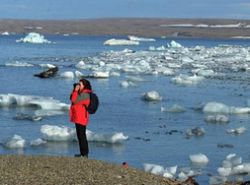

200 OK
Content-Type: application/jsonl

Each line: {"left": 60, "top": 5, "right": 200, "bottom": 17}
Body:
{"left": 1, "top": 18, "right": 250, "bottom": 39}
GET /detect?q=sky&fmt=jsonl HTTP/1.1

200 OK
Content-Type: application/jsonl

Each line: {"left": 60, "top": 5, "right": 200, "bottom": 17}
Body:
{"left": 0, "top": 0, "right": 250, "bottom": 20}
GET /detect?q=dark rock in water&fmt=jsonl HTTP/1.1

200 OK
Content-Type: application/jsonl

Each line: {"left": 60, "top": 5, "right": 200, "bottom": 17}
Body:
{"left": 217, "top": 143, "right": 234, "bottom": 148}
{"left": 183, "top": 176, "right": 199, "bottom": 185}
{"left": 34, "top": 66, "right": 58, "bottom": 78}
{"left": 186, "top": 127, "right": 205, "bottom": 137}
{"left": 13, "top": 113, "right": 43, "bottom": 122}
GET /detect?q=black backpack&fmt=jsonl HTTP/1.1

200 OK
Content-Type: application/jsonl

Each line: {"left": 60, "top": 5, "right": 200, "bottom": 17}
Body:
{"left": 87, "top": 92, "right": 99, "bottom": 114}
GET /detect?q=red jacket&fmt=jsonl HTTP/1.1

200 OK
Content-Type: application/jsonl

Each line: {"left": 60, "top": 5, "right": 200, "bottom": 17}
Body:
{"left": 69, "top": 89, "right": 91, "bottom": 125}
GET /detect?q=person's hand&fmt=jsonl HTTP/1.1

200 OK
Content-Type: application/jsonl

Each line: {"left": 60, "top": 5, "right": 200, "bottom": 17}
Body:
{"left": 74, "top": 85, "right": 80, "bottom": 91}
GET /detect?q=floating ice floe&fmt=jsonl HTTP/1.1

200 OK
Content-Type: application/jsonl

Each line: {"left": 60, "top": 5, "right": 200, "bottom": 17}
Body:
{"left": 120, "top": 81, "right": 136, "bottom": 88}
{"left": 142, "top": 91, "right": 162, "bottom": 101}
{"left": 87, "top": 130, "right": 128, "bottom": 144}
{"left": 5, "top": 61, "right": 34, "bottom": 67}
{"left": 0, "top": 93, "right": 69, "bottom": 111}
{"left": 5, "top": 135, "right": 25, "bottom": 149}
{"left": 203, "top": 102, "right": 250, "bottom": 114}
{"left": 1, "top": 31, "right": 10, "bottom": 35}
{"left": 40, "top": 125, "right": 128, "bottom": 144}
{"left": 14, "top": 113, "right": 42, "bottom": 122}
{"left": 161, "top": 104, "right": 186, "bottom": 113}
{"left": 226, "top": 127, "right": 246, "bottom": 135}
{"left": 75, "top": 61, "right": 85, "bottom": 69}
{"left": 171, "top": 74, "right": 204, "bottom": 85}
{"left": 41, "top": 125, "right": 76, "bottom": 142}
{"left": 75, "top": 71, "right": 84, "bottom": 79}
{"left": 209, "top": 176, "right": 227, "bottom": 185}
{"left": 143, "top": 163, "right": 177, "bottom": 179}
{"left": 205, "top": 115, "right": 230, "bottom": 123}
{"left": 16, "top": 32, "right": 51, "bottom": 44}
{"left": 128, "top": 35, "right": 155, "bottom": 42}
{"left": 103, "top": 39, "right": 139, "bottom": 46}
{"left": 30, "top": 138, "right": 47, "bottom": 146}
{"left": 215, "top": 153, "right": 246, "bottom": 178}
{"left": 189, "top": 153, "right": 209, "bottom": 165}
{"left": 60, "top": 71, "right": 74, "bottom": 79}
{"left": 91, "top": 71, "right": 110, "bottom": 78}
{"left": 39, "top": 63, "right": 57, "bottom": 69}
{"left": 167, "top": 40, "right": 182, "bottom": 48}
{"left": 192, "top": 69, "right": 215, "bottom": 77}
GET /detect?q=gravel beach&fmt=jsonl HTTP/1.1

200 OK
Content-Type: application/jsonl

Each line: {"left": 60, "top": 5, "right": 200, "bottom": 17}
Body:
{"left": 0, "top": 155, "right": 181, "bottom": 185}
{"left": 0, "top": 155, "right": 243, "bottom": 185}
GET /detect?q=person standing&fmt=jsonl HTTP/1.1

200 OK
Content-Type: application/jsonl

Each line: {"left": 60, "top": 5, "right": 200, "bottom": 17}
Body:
{"left": 69, "top": 79, "right": 92, "bottom": 158}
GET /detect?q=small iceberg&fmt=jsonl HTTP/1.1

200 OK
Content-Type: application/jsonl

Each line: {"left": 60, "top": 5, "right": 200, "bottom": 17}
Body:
{"left": 128, "top": 35, "right": 155, "bottom": 42}
{"left": 5, "top": 135, "right": 26, "bottom": 149}
{"left": 205, "top": 115, "right": 229, "bottom": 123}
{"left": 226, "top": 127, "right": 246, "bottom": 135}
{"left": 41, "top": 125, "right": 76, "bottom": 142}
{"left": 203, "top": 102, "right": 250, "bottom": 114}
{"left": 189, "top": 153, "right": 209, "bottom": 165}
{"left": 171, "top": 74, "right": 204, "bottom": 85}
{"left": 167, "top": 40, "right": 182, "bottom": 48}
{"left": 75, "top": 61, "right": 85, "bottom": 69}
{"left": 91, "top": 71, "right": 110, "bottom": 78}
{"left": 30, "top": 138, "right": 47, "bottom": 146}
{"left": 143, "top": 163, "right": 177, "bottom": 179}
{"left": 104, "top": 39, "right": 139, "bottom": 46}
{"left": 60, "top": 71, "right": 74, "bottom": 79}
{"left": 5, "top": 61, "right": 34, "bottom": 67}
{"left": 40, "top": 125, "right": 128, "bottom": 144}
{"left": 142, "top": 91, "right": 162, "bottom": 101}
{"left": 16, "top": 32, "right": 51, "bottom": 44}
{"left": 1, "top": 31, "right": 10, "bottom": 36}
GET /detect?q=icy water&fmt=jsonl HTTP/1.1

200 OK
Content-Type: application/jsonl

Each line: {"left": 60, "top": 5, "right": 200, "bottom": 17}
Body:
{"left": 1, "top": 34, "right": 250, "bottom": 184}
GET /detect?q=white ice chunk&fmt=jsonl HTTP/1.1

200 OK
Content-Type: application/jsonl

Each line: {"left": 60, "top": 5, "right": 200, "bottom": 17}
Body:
{"left": 167, "top": 40, "right": 182, "bottom": 48}
{"left": 142, "top": 91, "right": 162, "bottom": 101}
{"left": 75, "top": 70, "right": 84, "bottom": 78}
{"left": 60, "top": 71, "right": 74, "bottom": 79}
{"left": 226, "top": 127, "right": 246, "bottom": 135}
{"left": 5, "top": 61, "right": 34, "bottom": 67}
{"left": 189, "top": 153, "right": 209, "bottom": 165}
{"left": 178, "top": 172, "right": 188, "bottom": 181}
{"left": 128, "top": 35, "right": 155, "bottom": 42}
{"left": 171, "top": 74, "right": 204, "bottom": 85}
{"left": 209, "top": 176, "right": 227, "bottom": 185}
{"left": 205, "top": 115, "right": 229, "bottom": 123}
{"left": 120, "top": 81, "right": 136, "bottom": 88}
{"left": 1, "top": 31, "right": 10, "bottom": 35}
{"left": 30, "top": 138, "right": 47, "bottom": 146}
{"left": 217, "top": 167, "right": 232, "bottom": 176}
{"left": 92, "top": 71, "right": 110, "bottom": 78}
{"left": 203, "top": 102, "right": 250, "bottom": 114}
{"left": 194, "top": 69, "right": 215, "bottom": 77}
{"left": 104, "top": 39, "right": 139, "bottom": 46}
{"left": 143, "top": 163, "right": 165, "bottom": 175}
{"left": 39, "top": 63, "right": 56, "bottom": 69}
{"left": 16, "top": 32, "right": 51, "bottom": 44}
{"left": 75, "top": 61, "right": 85, "bottom": 69}
{"left": 5, "top": 135, "right": 25, "bottom": 149}
{"left": 86, "top": 130, "right": 128, "bottom": 144}
{"left": 41, "top": 125, "right": 76, "bottom": 142}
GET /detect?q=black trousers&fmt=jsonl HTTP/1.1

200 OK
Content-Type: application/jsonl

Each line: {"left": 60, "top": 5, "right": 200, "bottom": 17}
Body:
{"left": 75, "top": 123, "right": 89, "bottom": 156}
